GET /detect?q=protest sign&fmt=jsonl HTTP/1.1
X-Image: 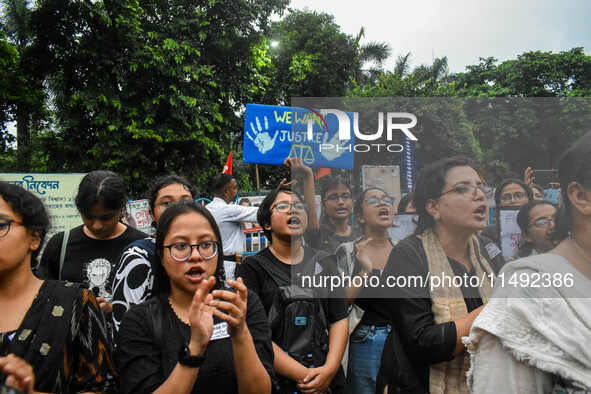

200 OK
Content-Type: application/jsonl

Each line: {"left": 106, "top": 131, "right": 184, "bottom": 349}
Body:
{"left": 1, "top": 173, "right": 86, "bottom": 241}
{"left": 243, "top": 104, "right": 354, "bottom": 169}
{"left": 125, "top": 199, "right": 153, "bottom": 234}
{"left": 361, "top": 165, "right": 401, "bottom": 204}
{"left": 498, "top": 207, "right": 522, "bottom": 260}
{"left": 388, "top": 213, "right": 418, "bottom": 240}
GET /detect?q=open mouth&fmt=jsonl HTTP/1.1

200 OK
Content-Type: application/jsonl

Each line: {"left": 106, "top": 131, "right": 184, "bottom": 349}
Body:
{"left": 186, "top": 266, "right": 204, "bottom": 281}
{"left": 474, "top": 206, "right": 487, "bottom": 217}
{"left": 378, "top": 208, "right": 390, "bottom": 218}
{"left": 288, "top": 217, "right": 301, "bottom": 226}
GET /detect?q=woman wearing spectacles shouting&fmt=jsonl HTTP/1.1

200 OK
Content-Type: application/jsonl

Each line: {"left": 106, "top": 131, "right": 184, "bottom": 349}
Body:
{"left": 238, "top": 186, "right": 349, "bottom": 393}
{"left": 334, "top": 188, "right": 397, "bottom": 393}
{"left": 284, "top": 158, "right": 359, "bottom": 254}
{"left": 378, "top": 157, "right": 506, "bottom": 393}
{"left": 515, "top": 200, "right": 557, "bottom": 258}
{"left": 116, "top": 201, "right": 274, "bottom": 393}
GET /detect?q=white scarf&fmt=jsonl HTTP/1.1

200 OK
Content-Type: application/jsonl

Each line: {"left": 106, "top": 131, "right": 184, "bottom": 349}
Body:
{"left": 466, "top": 253, "right": 591, "bottom": 390}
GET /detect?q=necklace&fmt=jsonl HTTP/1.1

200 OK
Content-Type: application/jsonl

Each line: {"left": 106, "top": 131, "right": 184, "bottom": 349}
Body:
{"left": 571, "top": 235, "right": 591, "bottom": 264}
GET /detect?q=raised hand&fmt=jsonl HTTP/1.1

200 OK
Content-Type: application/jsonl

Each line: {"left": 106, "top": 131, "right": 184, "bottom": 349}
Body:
{"left": 188, "top": 276, "right": 217, "bottom": 355}
{"left": 355, "top": 237, "right": 374, "bottom": 275}
{"left": 524, "top": 167, "right": 535, "bottom": 186}
{"left": 209, "top": 278, "right": 248, "bottom": 338}
{"left": 283, "top": 157, "right": 313, "bottom": 178}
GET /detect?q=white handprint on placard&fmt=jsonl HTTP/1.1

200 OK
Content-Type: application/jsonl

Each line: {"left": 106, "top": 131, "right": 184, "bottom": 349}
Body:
{"left": 318, "top": 132, "right": 349, "bottom": 161}
{"left": 246, "top": 116, "right": 278, "bottom": 154}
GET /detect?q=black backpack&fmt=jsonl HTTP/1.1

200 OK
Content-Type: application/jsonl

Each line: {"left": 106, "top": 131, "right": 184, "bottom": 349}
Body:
{"left": 250, "top": 251, "right": 331, "bottom": 374}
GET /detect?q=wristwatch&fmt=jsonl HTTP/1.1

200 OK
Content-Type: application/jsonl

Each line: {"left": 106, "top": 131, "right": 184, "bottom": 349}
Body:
{"left": 178, "top": 342, "right": 207, "bottom": 368}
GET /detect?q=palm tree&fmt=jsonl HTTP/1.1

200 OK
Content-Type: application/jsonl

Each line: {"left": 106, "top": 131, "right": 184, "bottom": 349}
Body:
{"left": 0, "top": 0, "right": 32, "bottom": 48}
{"left": 412, "top": 56, "right": 449, "bottom": 84}
{"left": 393, "top": 52, "right": 412, "bottom": 77}
{"left": 353, "top": 27, "right": 392, "bottom": 85}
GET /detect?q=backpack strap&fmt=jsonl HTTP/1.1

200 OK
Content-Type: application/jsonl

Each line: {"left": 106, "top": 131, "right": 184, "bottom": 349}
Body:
{"left": 59, "top": 230, "right": 70, "bottom": 281}
{"left": 247, "top": 252, "right": 292, "bottom": 287}
{"left": 148, "top": 297, "right": 168, "bottom": 378}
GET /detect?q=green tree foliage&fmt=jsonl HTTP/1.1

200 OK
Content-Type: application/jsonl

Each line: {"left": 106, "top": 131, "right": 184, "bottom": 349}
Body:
{"left": 266, "top": 9, "right": 358, "bottom": 104}
{"left": 25, "top": 0, "right": 287, "bottom": 196}
{"left": 0, "top": 31, "right": 18, "bottom": 154}
{"left": 0, "top": 0, "right": 46, "bottom": 170}
{"left": 456, "top": 48, "right": 591, "bottom": 97}
{"left": 454, "top": 48, "right": 591, "bottom": 182}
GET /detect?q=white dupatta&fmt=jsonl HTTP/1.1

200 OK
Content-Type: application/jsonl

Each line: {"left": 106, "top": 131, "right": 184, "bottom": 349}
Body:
{"left": 465, "top": 253, "right": 591, "bottom": 392}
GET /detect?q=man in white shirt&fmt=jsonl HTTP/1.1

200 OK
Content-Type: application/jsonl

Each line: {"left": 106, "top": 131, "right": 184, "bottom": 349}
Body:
{"left": 206, "top": 173, "right": 258, "bottom": 281}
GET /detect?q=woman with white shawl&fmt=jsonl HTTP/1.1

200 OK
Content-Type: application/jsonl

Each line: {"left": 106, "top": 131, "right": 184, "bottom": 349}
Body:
{"left": 466, "top": 131, "right": 591, "bottom": 392}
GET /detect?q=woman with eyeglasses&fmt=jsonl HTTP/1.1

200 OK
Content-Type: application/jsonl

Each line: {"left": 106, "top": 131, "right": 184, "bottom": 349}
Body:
{"left": 467, "top": 132, "right": 591, "bottom": 392}
{"left": 334, "top": 188, "right": 397, "bottom": 393}
{"left": 515, "top": 200, "right": 557, "bottom": 258}
{"left": 112, "top": 175, "right": 197, "bottom": 334}
{"left": 237, "top": 185, "right": 349, "bottom": 393}
{"left": 481, "top": 178, "right": 533, "bottom": 248}
{"left": 0, "top": 181, "right": 116, "bottom": 393}
{"left": 116, "top": 200, "right": 274, "bottom": 393}
{"left": 285, "top": 158, "right": 359, "bottom": 253}
{"left": 377, "top": 157, "right": 505, "bottom": 393}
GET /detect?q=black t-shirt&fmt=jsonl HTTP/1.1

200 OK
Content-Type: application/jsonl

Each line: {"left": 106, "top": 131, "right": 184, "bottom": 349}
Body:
{"left": 116, "top": 291, "right": 275, "bottom": 394}
{"left": 40, "top": 224, "right": 147, "bottom": 302}
{"left": 237, "top": 246, "right": 348, "bottom": 393}
{"left": 237, "top": 246, "right": 348, "bottom": 324}
{"left": 381, "top": 234, "right": 505, "bottom": 388}
{"left": 351, "top": 262, "right": 389, "bottom": 326}
{"left": 304, "top": 222, "right": 361, "bottom": 254}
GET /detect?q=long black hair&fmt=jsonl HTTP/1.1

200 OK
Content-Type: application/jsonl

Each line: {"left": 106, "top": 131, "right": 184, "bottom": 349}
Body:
{"left": 153, "top": 201, "right": 225, "bottom": 294}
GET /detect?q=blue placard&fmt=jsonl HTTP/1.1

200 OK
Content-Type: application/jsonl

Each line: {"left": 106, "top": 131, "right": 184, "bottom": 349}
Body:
{"left": 243, "top": 104, "right": 354, "bottom": 169}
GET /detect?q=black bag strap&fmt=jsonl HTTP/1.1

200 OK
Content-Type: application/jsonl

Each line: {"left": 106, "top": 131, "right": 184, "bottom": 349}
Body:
{"left": 248, "top": 253, "right": 291, "bottom": 287}
{"left": 148, "top": 297, "right": 168, "bottom": 378}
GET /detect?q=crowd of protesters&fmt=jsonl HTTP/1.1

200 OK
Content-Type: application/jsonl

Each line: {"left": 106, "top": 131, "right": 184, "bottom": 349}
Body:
{"left": 1, "top": 131, "right": 590, "bottom": 393}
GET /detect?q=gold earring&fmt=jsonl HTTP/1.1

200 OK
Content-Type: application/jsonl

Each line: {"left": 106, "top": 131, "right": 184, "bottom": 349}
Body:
{"left": 584, "top": 206, "right": 591, "bottom": 215}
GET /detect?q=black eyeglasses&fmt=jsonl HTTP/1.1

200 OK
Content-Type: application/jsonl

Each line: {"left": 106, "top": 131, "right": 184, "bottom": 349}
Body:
{"left": 325, "top": 193, "right": 352, "bottom": 203}
{"left": 164, "top": 241, "right": 219, "bottom": 261}
{"left": 0, "top": 218, "right": 23, "bottom": 239}
{"left": 529, "top": 218, "right": 555, "bottom": 229}
{"left": 440, "top": 184, "right": 488, "bottom": 199}
{"left": 272, "top": 202, "right": 309, "bottom": 213}
{"left": 364, "top": 196, "right": 394, "bottom": 207}
{"left": 500, "top": 192, "right": 527, "bottom": 203}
